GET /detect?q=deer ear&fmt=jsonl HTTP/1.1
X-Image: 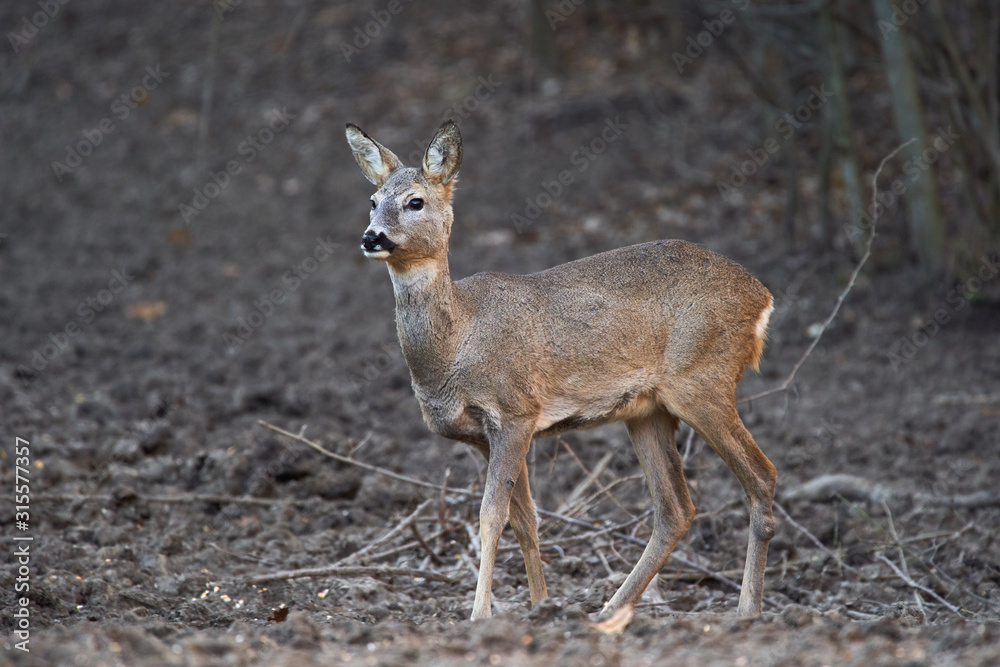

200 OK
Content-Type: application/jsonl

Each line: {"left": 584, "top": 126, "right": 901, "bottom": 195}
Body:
{"left": 345, "top": 123, "right": 402, "bottom": 187}
{"left": 422, "top": 120, "right": 463, "bottom": 185}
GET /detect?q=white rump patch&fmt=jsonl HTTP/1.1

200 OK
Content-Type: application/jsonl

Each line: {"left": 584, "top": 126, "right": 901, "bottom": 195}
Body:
{"left": 755, "top": 297, "right": 774, "bottom": 341}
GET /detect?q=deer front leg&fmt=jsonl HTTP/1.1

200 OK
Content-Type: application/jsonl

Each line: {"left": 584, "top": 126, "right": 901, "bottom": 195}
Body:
{"left": 471, "top": 419, "right": 535, "bottom": 620}
{"left": 508, "top": 458, "right": 548, "bottom": 606}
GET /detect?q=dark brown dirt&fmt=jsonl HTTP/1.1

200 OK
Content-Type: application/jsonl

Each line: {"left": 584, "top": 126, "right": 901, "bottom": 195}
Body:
{"left": 2, "top": 2, "right": 999, "bottom": 665}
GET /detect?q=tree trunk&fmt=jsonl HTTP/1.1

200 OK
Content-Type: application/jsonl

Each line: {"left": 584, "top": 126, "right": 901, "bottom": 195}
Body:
{"left": 872, "top": 0, "right": 948, "bottom": 276}
{"left": 822, "top": 0, "right": 865, "bottom": 257}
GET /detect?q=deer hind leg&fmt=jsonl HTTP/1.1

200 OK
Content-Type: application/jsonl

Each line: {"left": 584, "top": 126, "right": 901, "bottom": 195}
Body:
{"left": 601, "top": 406, "right": 696, "bottom": 618}
{"left": 681, "top": 396, "right": 776, "bottom": 616}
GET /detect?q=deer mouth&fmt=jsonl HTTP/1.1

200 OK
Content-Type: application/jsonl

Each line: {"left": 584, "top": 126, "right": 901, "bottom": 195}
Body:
{"left": 361, "top": 231, "right": 396, "bottom": 258}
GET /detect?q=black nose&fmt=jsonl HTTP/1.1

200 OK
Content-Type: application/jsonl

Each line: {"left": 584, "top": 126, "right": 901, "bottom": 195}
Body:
{"left": 361, "top": 231, "right": 396, "bottom": 252}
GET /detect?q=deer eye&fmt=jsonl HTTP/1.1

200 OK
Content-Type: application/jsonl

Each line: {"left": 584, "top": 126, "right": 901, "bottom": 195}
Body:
{"left": 408, "top": 198, "right": 424, "bottom": 211}
{"left": 371, "top": 199, "right": 377, "bottom": 210}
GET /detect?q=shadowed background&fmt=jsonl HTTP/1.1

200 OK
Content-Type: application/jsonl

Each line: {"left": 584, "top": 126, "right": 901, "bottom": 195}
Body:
{"left": 1, "top": 1, "right": 998, "bottom": 664}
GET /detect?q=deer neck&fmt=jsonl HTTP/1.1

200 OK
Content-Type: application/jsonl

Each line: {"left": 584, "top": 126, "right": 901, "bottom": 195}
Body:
{"left": 387, "top": 257, "right": 462, "bottom": 388}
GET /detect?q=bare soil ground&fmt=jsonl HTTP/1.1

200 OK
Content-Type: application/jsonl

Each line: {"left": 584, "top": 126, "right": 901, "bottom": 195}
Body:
{"left": 2, "top": 2, "right": 999, "bottom": 665}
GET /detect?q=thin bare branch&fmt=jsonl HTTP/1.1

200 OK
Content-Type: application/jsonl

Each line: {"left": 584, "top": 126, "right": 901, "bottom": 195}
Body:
{"left": 739, "top": 139, "right": 919, "bottom": 405}
{"left": 35, "top": 493, "right": 285, "bottom": 507}
{"left": 232, "top": 565, "right": 456, "bottom": 586}
{"left": 876, "top": 555, "right": 964, "bottom": 618}
{"left": 919, "top": 492, "right": 1000, "bottom": 509}
{"left": 774, "top": 500, "right": 840, "bottom": 559}
{"left": 557, "top": 440, "right": 634, "bottom": 520}
{"left": 337, "top": 498, "right": 435, "bottom": 565}
{"left": 410, "top": 523, "right": 445, "bottom": 565}
{"left": 258, "top": 420, "right": 476, "bottom": 497}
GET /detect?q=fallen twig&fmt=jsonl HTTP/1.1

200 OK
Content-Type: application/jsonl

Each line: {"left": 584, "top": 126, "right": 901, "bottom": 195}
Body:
{"left": 680, "top": 425, "right": 699, "bottom": 466}
{"left": 839, "top": 495, "right": 999, "bottom": 611}
{"left": 459, "top": 552, "right": 480, "bottom": 581}
{"left": 882, "top": 501, "right": 924, "bottom": 616}
{"left": 35, "top": 493, "right": 287, "bottom": 507}
{"left": 920, "top": 491, "right": 1000, "bottom": 509}
{"left": 559, "top": 474, "right": 645, "bottom": 522}
{"left": 347, "top": 430, "right": 373, "bottom": 458}
{"left": 539, "top": 510, "right": 653, "bottom": 550}
{"left": 656, "top": 555, "right": 822, "bottom": 583}
{"left": 437, "top": 467, "right": 452, "bottom": 551}
{"left": 932, "top": 392, "right": 1000, "bottom": 406}
{"left": 783, "top": 474, "right": 1000, "bottom": 508}
{"left": 233, "top": 565, "right": 456, "bottom": 586}
{"left": 259, "top": 420, "right": 476, "bottom": 497}
{"left": 557, "top": 440, "right": 634, "bottom": 520}
{"left": 773, "top": 500, "right": 827, "bottom": 552}
{"left": 595, "top": 548, "right": 615, "bottom": 577}
{"left": 366, "top": 524, "right": 467, "bottom": 562}
{"left": 783, "top": 473, "right": 892, "bottom": 504}
{"left": 900, "top": 525, "right": 973, "bottom": 545}
{"left": 465, "top": 523, "right": 482, "bottom": 561}
{"left": 557, "top": 449, "right": 614, "bottom": 514}
{"left": 337, "top": 498, "right": 435, "bottom": 565}
{"left": 208, "top": 542, "right": 280, "bottom": 567}
{"left": 876, "top": 555, "right": 964, "bottom": 618}
{"left": 410, "top": 523, "right": 445, "bottom": 565}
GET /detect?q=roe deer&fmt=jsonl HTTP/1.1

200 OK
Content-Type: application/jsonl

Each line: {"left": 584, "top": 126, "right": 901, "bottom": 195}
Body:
{"left": 345, "top": 119, "right": 776, "bottom": 621}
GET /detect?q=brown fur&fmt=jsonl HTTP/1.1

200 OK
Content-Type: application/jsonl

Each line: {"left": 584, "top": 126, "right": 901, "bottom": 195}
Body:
{"left": 346, "top": 120, "right": 777, "bottom": 620}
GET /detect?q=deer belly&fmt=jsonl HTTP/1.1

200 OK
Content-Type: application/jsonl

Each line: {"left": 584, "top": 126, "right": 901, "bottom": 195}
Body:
{"left": 535, "top": 389, "right": 657, "bottom": 436}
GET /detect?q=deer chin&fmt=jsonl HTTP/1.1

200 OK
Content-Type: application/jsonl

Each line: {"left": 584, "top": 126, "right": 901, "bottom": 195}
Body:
{"left": 362, "top": 247, "right": 392, "bottom": 260}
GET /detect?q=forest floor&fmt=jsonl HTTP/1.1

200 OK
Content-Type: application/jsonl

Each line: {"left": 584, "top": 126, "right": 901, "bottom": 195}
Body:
{"left": 2, "top": 1, "right": 999, "bottom": 665}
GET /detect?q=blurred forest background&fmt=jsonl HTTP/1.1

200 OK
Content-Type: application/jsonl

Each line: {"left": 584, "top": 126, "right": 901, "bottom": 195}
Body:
{"left": 530, "top": 0, "right": 999, "bottom": 277}
{"left": 2, "top": 0, "right": 999, "bottom": 665}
